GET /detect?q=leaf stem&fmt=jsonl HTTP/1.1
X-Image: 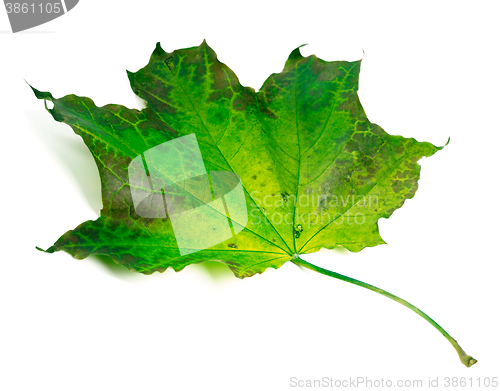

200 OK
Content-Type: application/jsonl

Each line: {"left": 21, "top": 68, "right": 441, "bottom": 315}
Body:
{"left": 292, "top": 256, "right": 477, "bottom": 367}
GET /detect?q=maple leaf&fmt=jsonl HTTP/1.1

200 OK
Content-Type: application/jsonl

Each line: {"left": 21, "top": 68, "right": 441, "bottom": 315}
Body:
{"left": 32, "top": 41, "right": 475, "bottom": 367}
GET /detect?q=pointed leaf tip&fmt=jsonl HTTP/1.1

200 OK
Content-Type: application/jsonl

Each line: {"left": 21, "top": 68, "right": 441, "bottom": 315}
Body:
{"left": 29, "top": 85, "right": 53, "bottom": 101}
{"left": 288, "top": 44, "right": 307, "bottom": 61}
{"left": 200, "top": 39, "right": 214, "bottom": 53}
{"left": 153, "top": 42, "right": 166, "bottom": 56}
{"left": 436, "top": 137, "right": 451, "bottom": 151}
{"left": 36, "top": 246, "right": 55, "bottom": 253}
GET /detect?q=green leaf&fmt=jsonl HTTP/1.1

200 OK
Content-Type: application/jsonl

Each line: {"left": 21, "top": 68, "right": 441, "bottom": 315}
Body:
{"left": 32, "top": 41, "right": 476, "bottom": 367}
{"left": 32, "top": 41, "right": 439, "bottom": 277}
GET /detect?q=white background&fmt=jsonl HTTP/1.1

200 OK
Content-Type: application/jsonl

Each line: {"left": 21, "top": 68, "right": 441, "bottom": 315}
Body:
{"left": 1, "top": 1, "right": 499, "bottom": 390}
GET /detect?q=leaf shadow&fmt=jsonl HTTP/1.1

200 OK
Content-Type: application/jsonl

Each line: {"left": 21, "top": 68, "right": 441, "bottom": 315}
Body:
{"left": 24, "top": 108, "right": 102, "bottom": 214}
{"left": 193, "top": 261, "right": 235, "bottom": 281}
{"left": 88, "top": 254, "right": 140, "bottom": 281}
{"left": 87, "top": 254, "right": 235, "bottom": 282}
